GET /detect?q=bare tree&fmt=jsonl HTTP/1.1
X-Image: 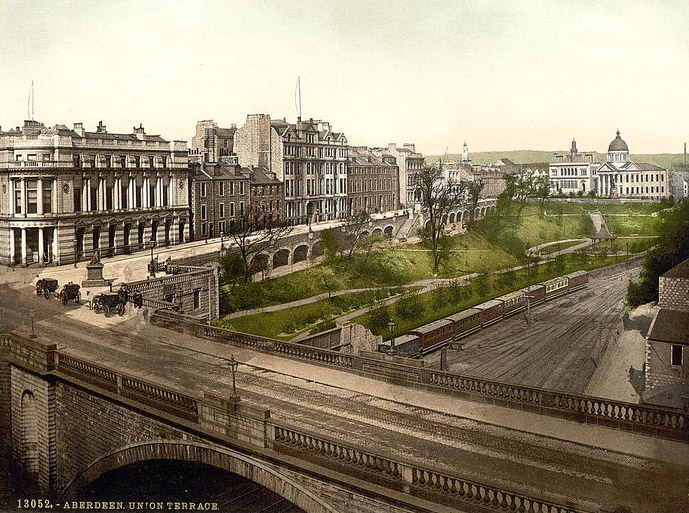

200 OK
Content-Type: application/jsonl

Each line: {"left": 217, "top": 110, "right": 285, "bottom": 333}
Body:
{"left": 341, "top": 210, "right": 372, "bottom": 257}
{"left": 416, "top": 163, "right": 467, "bottom": 275}
{"left": 467, "top": 178, "right": 485, "bottom": 223}
{"left": 225, "top": 215, "right": 292, "bottom": 282}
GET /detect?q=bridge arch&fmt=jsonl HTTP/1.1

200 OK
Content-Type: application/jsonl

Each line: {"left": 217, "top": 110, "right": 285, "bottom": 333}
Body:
{"left": 293, "top": 244, "right": 309, "bottom": 263}
{"left": 449, "top": 213, "right": 456, "bottom": 224}
{"left": 372, "top": 227, "right": 383, "bottom": 237}
{"left": 383, "top": 225, "right": 394, "bottom": 238}
{"left": 273, "top": 248, "right": 291, "bottom": 269}
{"left": 60, "top": 440, "right": 345, "bottom": 513}
{"left": 311, "top": 241, "right": 322, "bottom": 258}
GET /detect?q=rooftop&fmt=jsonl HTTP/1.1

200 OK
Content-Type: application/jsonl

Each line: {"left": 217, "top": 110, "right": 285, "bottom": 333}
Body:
{"left": 647, "top": 309, "right": 689, "bottom": 345}
{"left": 662, "top": 258, "right": 689, "bottom": 279}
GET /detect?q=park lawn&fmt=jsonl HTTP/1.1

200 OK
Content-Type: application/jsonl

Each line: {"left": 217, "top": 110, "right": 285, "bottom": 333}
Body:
{"left": 545, "top": 202, "right": 665, "bottom": 215}
{"left": 583, "top": 236, "right": 658, "bottom": 254}
{"left": 354, "top": 253, "right": 628, "bottom": 337}
{"left": 538, "top": 240, "right": 585, "bottom": 254}
{"left": 602, "top": 214, "right": 660, "bottom": 236}
{"left": 216, "top": 288, "right": 404, "bottom": 340}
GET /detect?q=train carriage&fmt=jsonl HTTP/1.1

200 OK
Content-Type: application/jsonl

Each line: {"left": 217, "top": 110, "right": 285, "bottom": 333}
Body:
{"left": 523, "top": 284, "right": 546, "bottom": 306}
{"left": 497, "top": 290, "right": 526, "bottom": 317}
{"left": 445, "top": 308, "right": 482, "bottom": 341}
{"left": 565, "top": 270, "right": 589, "bottom": 292}
{"left": 410, "top": 319, "right": 454, "bottom": 354}
{"left": 543, "top": 276, "right": 568, "bottom": 301}
{"left": 379, "top": 334, "right": 421, "bottom": 357}
{"left": 475, "top": 299, "right": 505, "bottom": 327}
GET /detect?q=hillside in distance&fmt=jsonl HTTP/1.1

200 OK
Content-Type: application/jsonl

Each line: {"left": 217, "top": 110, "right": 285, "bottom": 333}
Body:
{"left": 425, "top": 151, "right": 685, "bottom": 169}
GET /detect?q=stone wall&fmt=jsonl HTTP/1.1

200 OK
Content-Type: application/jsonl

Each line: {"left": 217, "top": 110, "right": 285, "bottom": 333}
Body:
{"left": 646, "top": 339, "right": 689, "bottom": 390}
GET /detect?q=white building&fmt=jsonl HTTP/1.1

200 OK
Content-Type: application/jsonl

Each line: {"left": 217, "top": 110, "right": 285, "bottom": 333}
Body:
{"left": 549, "top": 139, "right": 599, "bottom": 195}
{"left": 597, "top": 130, "right": 670, "bottom": 200}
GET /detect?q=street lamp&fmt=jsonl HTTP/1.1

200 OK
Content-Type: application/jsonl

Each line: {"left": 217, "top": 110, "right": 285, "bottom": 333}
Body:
{"left": 227, "top": 354, "right": 240, "bottom": 402}
{"left": 387, "top": 320, "right": 397, "bottom": 355}
{"left": 220, "top": 231, "right": 225, "bottom": 252}
{"left": 29, "top": 308, "right": 36, "bottom": 339}
{"left": 149, "top": 238, "right": 156, "bottom": 278}
{"left": 73, "top": 238, "right": 78, "bottom": 268}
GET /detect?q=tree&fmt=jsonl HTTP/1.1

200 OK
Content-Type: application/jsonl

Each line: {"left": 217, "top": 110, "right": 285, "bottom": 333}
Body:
{"left": 227, "top": 215, "right": 292, "bottom": 283}
{"left": 341, "top": 210, "right": 371, "bottom": 257}
{"left": 356, "top": 233, "right": 385, "bottom": 265}
{"left": 320, "top": 229, "right": 340, "bottom": 260}
{"left": 416, "top": 163, "right": 467, "bottom": 275}
{"left": 534, "top": 175, "right": 550, "bottom": 214}
{"left": 467, "top": 179, "right": 485, "bottom": 224}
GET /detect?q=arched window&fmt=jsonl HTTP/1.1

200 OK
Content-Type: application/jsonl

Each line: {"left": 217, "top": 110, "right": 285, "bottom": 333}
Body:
{"left": 20, "top": 390, "right": 39, "bottom": 474}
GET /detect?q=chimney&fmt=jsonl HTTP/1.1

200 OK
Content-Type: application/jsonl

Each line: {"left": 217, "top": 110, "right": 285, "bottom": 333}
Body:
{"left": 96, "top": 121, "right": 107, "bottom": 134}
{"left": 73, "top": 122, "right": 85, "bottom": 137}
{"left": 403, "top": 143, "right": 416, "bottom": 152}
{"left": 133, "top": 123, "right": 145, "bottom": 140}
{"left": 231, "top": 123, "right": 236, "bottom": 129}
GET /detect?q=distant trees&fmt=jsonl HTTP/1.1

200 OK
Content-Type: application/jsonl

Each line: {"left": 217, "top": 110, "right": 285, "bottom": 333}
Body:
{"left": 627, "top": 202, "right": 689, "bottom": 307}
{"left": 416, "top": 163, "right": 468, "bottom": 275}
{"left": 467, "top": 179, "right": 485, "bottom": 224}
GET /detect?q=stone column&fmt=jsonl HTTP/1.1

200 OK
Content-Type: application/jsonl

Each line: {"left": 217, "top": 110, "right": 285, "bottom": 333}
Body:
{"left": 52, "top": 227, "right": 58, "bottom": 264}
{"left": 114, "top": 178, "right": 121, "bottom": 210}
{"left": 128, "top": 177, "right": 135, "bottom": 209}
{"left": 21, "top": 179, "right": 27, "bottom": 216}
{"left": 38, "top": 228, "right": 44, "bottom": 264}
{"left": 98, "top": 178, "right": 105, "bottom": 211}
{"left": 9, "top": 228, "right": 15, "bottom": 264}
{"left": 37, "top": 178, "right": 43, "bottom": 215}
{"left": 20, "top": 228, "right": 27, "bottom": 265}
{"left": 52, "top": 179, "right": 57, "bottom": 214}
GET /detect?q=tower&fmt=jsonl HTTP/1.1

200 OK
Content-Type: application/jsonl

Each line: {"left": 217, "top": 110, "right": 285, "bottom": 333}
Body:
{"left": 461, "top": 140, "right": 469, "bottom": 162}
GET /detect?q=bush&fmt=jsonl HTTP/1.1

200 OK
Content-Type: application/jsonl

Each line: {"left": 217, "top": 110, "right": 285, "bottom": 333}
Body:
{"left": 369, "top": 305, "right": 392, "bottom": 333}
{"left": 395, "top": 292, "right": 424, "bottom": 321}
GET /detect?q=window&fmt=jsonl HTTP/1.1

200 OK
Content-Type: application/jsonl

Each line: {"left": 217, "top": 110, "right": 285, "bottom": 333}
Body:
{"left": 200, "top": 182, "right": 207, "bottom": 198}
{"left": 42, "top": 180, "right": 53, "bottom": 212}
{"left": 193, "top": 289, "right": 201, "bottom": 309}
{"left": 240, "top": 201, "right": 245, "bottom": 216}
{"left": 219, "top": 220, "right": 225, "bottom": 234}
{"left": 74, "top": 187, "right": 81, "bottom": 212}
{"left": 14, "top": 181, "right": 22, "bottom": 214}
{"left": 106, "top": 186, "right": 113, "bottom": 210}
{"left": 135, "top": 156, "right": 141, "bottom": 167}
{"left": 229, "top": 182, "right": 235, "bottom": 195}
{"left": 239, "top": 181, "right": 245, "bottom": 195}
{"left": 120, "top": 156, "right": 127, "bottom": 168}
{"left": 26, "top": 180, "right": 38, "bottom": 214}
{"left": 219, "top": 182, "right": 225, "bottom": 196}
{"left": 672, "top": 345, "right": 683, "bottom": 366}
{"left": 149, "top": 156, "right": 154, "bottom": 168}
{"left": 230, "top": 202, "right": 235, "bottom": 217}
{"left": 201, "top": 204, "right": 207, "bottom": 221}
{"left": 219, "top": 203, "right": 225, "bottom": 218}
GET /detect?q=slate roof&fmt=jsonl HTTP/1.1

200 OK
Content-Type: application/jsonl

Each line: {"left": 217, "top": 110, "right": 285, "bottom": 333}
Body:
{"left": 662, "top": 258, "right": 689, "bottom": 279}
{"left": 647, "top": 309, "right": 689, "bottom": 345}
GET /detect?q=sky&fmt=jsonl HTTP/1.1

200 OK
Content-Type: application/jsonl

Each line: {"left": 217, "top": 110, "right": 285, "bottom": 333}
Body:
{"left": 1, "top": 0, "right": 688, "bottom": 155}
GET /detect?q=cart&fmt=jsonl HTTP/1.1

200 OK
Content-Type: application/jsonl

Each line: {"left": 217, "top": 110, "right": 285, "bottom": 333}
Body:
{"left": 92, "top": 291, "right": 125, "bottom": 317}
{"left": 59, "top": 283, "right": 81, "bottom": 305}
{"left": 36, "top": 278, "right": 59, "bottom": 300}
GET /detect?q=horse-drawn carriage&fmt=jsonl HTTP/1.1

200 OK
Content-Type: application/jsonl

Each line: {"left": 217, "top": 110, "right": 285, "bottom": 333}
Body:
{"left": 36, "top": 278, "right": 59, "bottom": 299}
{"left": 92, "top": 291, "right": 125, "bottom": 317}
{"left": 59, "top": 282, "right": 81, "bottom": 305}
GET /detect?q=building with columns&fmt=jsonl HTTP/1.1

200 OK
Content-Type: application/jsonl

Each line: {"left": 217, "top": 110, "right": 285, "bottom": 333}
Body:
{"left": 596, "top": 130, "right": 671, "bottom": 200}
{"left": 234, "top": 114, "right": 348, "bottom": 226}
{"left": 0, "top": 120, "right": 190, "bottom": 266}
{"left": 549, "top": 139, "right": 599, "bottom": 195}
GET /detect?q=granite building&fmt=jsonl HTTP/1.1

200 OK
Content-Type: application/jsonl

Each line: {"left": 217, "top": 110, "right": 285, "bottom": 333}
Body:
{"left": 549, "top": 139, "right": 599, "bottom": 195}
{"left": 0, "top": 120, "right": 190, "bottom": 266}
{"left": 347, "top": 146, "right": 399, "bottom": 215}
{"left": 249, "top": 167, "right": 284, "bottom": 228}
{"left": 234, "top": 114, "right": 348, "bottom": 226}
{"left": 190, "top": 120, "right": 237, "bottom": 163}
{"left": 371, "top": 143, "right": 424, "bottom": 208}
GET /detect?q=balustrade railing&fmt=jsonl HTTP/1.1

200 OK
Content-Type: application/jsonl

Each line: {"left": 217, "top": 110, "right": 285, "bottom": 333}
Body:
{"left": 56, "top": 354, "right": 118, "bottom": 392}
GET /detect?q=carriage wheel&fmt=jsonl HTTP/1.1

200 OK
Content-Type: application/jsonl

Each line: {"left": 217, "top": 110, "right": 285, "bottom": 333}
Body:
{"left": 94, "top": 301, "right": 103, "bottom": 314}
{"left": 44, "top": 288, "right": 50, "bottom": 300}
{"left": 104, "top": 304, "right": 111, "bottom": 318}
{"left": 36, "top": 285, "right": 42, "bottom": 296}
{"left": 117, "top": 303, "right": 125, "bottom": 316}
{"left": 75, "top": 292, "right": 81, "bottom": 304}
{"left": 61, "top": 292, "right": 68, "bottom": 305}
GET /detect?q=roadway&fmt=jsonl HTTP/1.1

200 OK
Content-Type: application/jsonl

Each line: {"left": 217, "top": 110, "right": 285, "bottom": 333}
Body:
{"left": 1, "top": 269, "right": 688, "bottom": 512}
{"left": 423, "top": 265, "right": 640, "bottom": 395}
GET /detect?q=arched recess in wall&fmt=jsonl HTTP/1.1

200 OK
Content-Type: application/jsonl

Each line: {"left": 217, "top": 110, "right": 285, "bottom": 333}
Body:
{"left": 60, "top": 440, "right": 345, "bottom": 513}
{"left": 20, "top": 390, "right": 39, "bottom": 475}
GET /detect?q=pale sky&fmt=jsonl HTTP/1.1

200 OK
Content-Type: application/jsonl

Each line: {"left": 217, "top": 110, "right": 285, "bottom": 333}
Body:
{"left": 1, "top": 0, "right": 688, "bottom": 155}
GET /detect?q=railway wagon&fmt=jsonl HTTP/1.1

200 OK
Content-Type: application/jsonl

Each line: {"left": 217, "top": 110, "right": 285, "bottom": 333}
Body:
{"left": 410, "top": 319, "right": 454, "bottom": 353}
{"left": 523, "top": 284, "right": 546, "bottom": 306}
{"left": 497, "top": 290, "right": 526, "bottom": 317}
{"left": 475, "top": 299, "right": 505, "bottom": 327}
{"left": 543, "top": 276, "right": 568, "bottom": 301}
{"left": 565, "top": 270, "right": 589, "bottom": 292}
{"left": 445, "top": 308, "right": 482, "bottom": 341}
{"left": 378, "top": 334, "right": 421, "bottom": 357}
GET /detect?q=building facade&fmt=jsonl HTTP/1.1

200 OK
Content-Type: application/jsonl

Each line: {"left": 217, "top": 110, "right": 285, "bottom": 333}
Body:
{"left": 0, "top": 120, "right": 190, "bottom": 266}
{"left": 190, "top": 120, "right": 237, "bottom": 163}
{"left": 644, "top": 258, "right": 689, "bottom": 409}
{"left": 234, "top": 114, "right": 348, "bottom": 226}
{"left": 597, "top": 130, "right": 671, "bottom": 200}
{"left": 347, "top": 146, "right": 399, "bottom": 215}
{"left": 188, "top": 157, "right": 249, "bottom": 239}
{"left": 549, "top": 139, "right": 599, "bottom": 195}
{"left": 249, "top": 167, "right": 284, "bottom": 228}
{"left": 371, "top": 143, "right": 424, "bottom": 208}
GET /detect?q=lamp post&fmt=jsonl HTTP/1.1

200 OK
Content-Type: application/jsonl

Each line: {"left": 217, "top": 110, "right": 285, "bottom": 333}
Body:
{"left": 73, "top": 237, "right": 78, "bottom": 268}
{"left": 387, "top": 320, "right": 397, "bottom": 355}
{"left": 227, "top": 354, "right": 240, "bottom": 402}
{"left": 220, "top": 231, "right": 225, "bottom": 252}
{"left": 149, "top": 238, "right": 156, "bottom": 278}
{"left": 29, "top": 308, "right": 36, "bottom": 339}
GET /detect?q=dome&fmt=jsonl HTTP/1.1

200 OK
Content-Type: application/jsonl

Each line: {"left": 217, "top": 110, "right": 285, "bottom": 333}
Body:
{"left": 608, "top": 130, "right": 628, "bottom": 152}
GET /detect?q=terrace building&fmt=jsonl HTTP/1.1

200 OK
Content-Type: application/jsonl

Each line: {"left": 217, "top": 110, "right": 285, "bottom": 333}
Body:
{"left": 249, "top": 166, "right": 284, "bottom": 228}
{"left": 190, "top": 120, "right": 237, "bottom": 163}
{"left": 347, "top": 146, "right": 399, "bottom": 215}
{"left": 597, "top": 130, "right": 671, "bottom": 200}
{"left": 234, "top": 114, "right": 348, "bottom": 226}
{"left": 0, "top": 120, "right": 190, "bottom": 266}
{"left": 371, "top": 143, "right": 425, "bottom": 208}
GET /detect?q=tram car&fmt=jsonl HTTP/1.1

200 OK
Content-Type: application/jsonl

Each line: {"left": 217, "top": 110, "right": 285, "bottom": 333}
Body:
{"left": 542, "top": 276, "right": 569, "bottom": 301}
{"left": 409, "top": 319, "right": 454, "bottom": 353}
{"left": 445, "top": 308, "right": 482, "bottom": 341}
{"left": 523, "top": 284, "right": 546, "bottom": 306}
{"left": 379, "top": 334, "right": 421, "bottom": 357}
{"left": 475, "top": 299, "right": 505, "bottom": 326}
{"left": 565, "top": 270, "right": 589, "bottom": 292}
{"left": 497, "top": 290, "right": 526, "bottom": 317}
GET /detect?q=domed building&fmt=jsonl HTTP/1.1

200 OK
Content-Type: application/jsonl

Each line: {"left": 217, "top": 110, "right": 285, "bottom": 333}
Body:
{"left": 596, "top": 130, "right": 671, "bottom": 200}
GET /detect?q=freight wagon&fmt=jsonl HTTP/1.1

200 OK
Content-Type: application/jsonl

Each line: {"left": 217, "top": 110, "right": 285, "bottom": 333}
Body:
{"left": 523, "top": 284, "right": 546, "bottom": 306}
{"left": 475, "top": 299, "right": 505, "bottom": 326}
{"left": 445, "top": 308, "right": 483, "bottom": 341}
{"left": 410, "top": 319, "right": 454, "bottom": 353}
{"left": 565, "top": 270, "right": 589, "bottom": 292}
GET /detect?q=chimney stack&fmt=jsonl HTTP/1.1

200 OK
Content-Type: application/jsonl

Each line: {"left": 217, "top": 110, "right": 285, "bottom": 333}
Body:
{"left": 133, "top": 123, "right": 146, "bottom": 140}
{"left": 73, "top": 122, "right": 85, "bottom": 137}
{"left": 96, "top": 121, "right": 107, "bottom": 134}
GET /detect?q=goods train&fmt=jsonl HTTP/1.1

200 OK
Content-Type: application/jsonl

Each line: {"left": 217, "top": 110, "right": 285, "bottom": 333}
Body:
{"left": 379, "top": 271, "right": 589, "bottom": 357}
